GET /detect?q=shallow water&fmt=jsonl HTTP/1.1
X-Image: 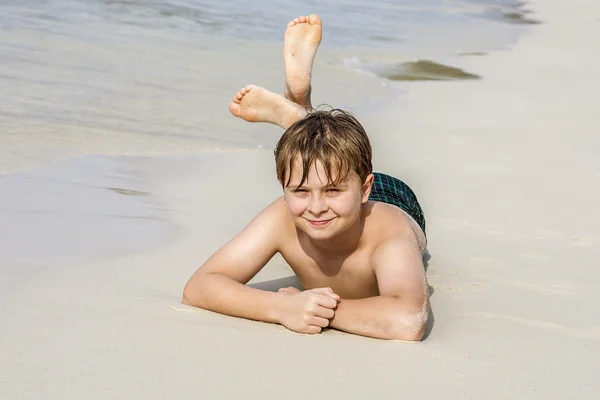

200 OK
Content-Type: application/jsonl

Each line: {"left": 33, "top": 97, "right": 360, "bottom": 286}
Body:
{"left": 0, "top": 0, "right": 532, "bottom": 170}
{"left": 0, "top": 155, "right": 179, "bottom": 286}
{"left": 0, "top": 0, "right": 532, "bottom": 49}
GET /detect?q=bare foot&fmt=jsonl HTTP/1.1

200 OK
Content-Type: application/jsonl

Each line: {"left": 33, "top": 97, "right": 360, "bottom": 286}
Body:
{"left": 229, "top": 85, "right": 307, "bottom": 129}
{"left": 284, "top": 14, "right": 322, "bottom": 108}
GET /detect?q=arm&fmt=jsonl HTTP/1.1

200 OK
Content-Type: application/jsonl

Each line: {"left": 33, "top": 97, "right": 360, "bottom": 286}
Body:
{"left": 329, "top": 237, "right": 429, "bottom": 341}
{"left": 182, "top": 198, "right": 285, "bottom": 323}
{"left": 182, "top": 198, "right": 338, "bottom": 333}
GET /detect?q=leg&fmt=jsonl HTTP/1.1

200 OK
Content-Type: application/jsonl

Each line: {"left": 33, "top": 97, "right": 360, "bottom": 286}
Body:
{"left": 284, "top": 14, "right": 322, "bottom": 109}
{"left": 229, "top": 85, "right": 307, "bottom": 130}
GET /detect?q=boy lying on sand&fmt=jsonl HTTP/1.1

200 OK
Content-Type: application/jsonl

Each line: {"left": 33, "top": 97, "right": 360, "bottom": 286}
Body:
{"left": 183, "top": 15, "right": 429, "bottom": 341}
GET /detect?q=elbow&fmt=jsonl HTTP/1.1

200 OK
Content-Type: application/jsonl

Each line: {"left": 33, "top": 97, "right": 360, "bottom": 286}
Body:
{"left": 390, "top": 322, "right": 426, "bottom": 341}
{"left": 182, "top": 276, "right": 207, "bottom": 308}
{"left": 181, "top": 286, "right": 195, "bottom": 306}
{"left": 385, "top": 323, "right": 426, "bottom": 341}
{"left": 383, "top": 311, "right": 428, "bottom": 341}
{"left": 181, "top": 284, "right": 196, "bottom": 306}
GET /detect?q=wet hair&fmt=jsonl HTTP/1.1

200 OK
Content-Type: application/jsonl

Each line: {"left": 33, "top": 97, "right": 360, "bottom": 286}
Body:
{"left": 274, "top": 108, "right": 373, "bottom": 188}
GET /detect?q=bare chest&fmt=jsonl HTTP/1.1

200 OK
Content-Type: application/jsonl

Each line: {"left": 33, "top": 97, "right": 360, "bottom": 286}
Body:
{"left": 280, "top": 247, "right": 379, "bottom": 299}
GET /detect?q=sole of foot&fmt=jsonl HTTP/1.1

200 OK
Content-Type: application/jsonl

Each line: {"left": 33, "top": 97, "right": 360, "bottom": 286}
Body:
{"left": 229, "top": 85, "right": 307, "bottom": 129}
{"left": 284, "top": 14, "right": 322, "bottom": 108}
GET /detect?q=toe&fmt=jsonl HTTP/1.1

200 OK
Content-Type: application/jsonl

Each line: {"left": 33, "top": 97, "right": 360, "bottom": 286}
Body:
{"left": 228, "top": 102, "right": 240, "bottom": 117}
{"left": 309, "top": 14, "right": 322, "bottom": 26}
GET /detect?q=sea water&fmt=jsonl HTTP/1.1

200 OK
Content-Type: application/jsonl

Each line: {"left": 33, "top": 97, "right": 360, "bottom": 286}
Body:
{"left": 0, "top": 0, "right": 536, "bottom": 158}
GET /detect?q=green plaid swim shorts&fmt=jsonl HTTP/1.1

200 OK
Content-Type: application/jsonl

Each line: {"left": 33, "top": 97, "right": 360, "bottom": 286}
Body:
{"left": 368, "top": 172, "right": 426, "bottom": 237}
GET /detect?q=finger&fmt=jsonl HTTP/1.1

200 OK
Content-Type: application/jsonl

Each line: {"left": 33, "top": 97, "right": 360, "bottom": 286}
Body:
{"left": 302, "top": 325, "right": 321, "bottom": 334}
{"left": 311, "top": 287, "right": 333, "bottom": 294}
{"left": 314, "top": 293, "right": 338, "bottom": 309}
{"left": 314, "top": 305, "right": 335, "bottom": 320}
{"left": 307, "top": 316, "right": 330, "bottom": 328}
{"left": 311, "top": 287, "right": 341, "bottom": 300}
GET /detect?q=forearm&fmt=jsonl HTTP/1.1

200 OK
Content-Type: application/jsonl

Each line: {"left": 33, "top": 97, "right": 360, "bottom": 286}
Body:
{"left": 182, "top": 273, "right": 282, "bottom": 324}
{"left": 329, "top": 296, "right": 428, "bottom": 341}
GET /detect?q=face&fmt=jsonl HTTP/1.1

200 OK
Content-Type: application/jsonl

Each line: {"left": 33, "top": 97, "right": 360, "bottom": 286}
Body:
{"left": 283, "top": 158, "right": 373, "bottom": 241}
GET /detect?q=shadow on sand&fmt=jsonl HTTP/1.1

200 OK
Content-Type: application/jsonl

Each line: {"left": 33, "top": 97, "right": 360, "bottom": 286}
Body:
{"left": 423, "top": 249, "right": 435, "bottom": 340}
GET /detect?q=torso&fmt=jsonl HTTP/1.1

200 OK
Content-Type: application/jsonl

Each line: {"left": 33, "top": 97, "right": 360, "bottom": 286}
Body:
{"left": 276, "top": 198, "right": 423, "bottom": 299}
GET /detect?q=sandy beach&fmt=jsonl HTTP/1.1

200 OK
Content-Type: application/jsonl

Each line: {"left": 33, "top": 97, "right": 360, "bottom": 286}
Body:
{"left": 2, "top": 0, "right": 599, "bottom": 398}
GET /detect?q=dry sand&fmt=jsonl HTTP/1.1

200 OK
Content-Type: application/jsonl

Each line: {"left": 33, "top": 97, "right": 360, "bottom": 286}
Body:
{"left": 2, "top": 0, "right": 600, "bottom": 398}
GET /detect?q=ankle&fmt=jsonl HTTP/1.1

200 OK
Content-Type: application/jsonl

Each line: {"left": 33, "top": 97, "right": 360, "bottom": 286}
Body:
{"left": 282, "top": 107, "right": 307, "bottom": 129}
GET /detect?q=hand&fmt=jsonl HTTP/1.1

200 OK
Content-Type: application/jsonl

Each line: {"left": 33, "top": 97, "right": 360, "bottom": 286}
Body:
{"left": 277, "top": 286, "right": 302, "bottom": 295}
{"left": 276, "top": 287, "right": 340, "bottom": 334}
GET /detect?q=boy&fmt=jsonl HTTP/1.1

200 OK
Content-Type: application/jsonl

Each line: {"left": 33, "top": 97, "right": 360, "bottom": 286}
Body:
{"left": 183, "top": 15, "right": 429, "bottom": 341}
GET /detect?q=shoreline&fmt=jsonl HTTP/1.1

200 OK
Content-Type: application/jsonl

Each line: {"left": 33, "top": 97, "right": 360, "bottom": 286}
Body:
{"left": 0, "top": 1, "right": 531, "bottom": 176}
{"left": 3, "top": 0, "right": 600, "bottom": 398}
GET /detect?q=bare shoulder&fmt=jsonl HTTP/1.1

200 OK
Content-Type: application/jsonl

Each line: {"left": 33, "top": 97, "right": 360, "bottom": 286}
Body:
{"left": 371, "top": 229, "right": 427, "bottom": 303}
{"left": 363, "top": 201, "right": 424, "bottom": 251}
{"left": 364, "top": 202, "right": 427, "bottom": 303}
{"left": 249, "top": 196, "right": 293, "bottom": 245}
{"left": 256, "top": 195, "right": 287, "bottom": 219}
{"left": 190, "top": 196, "right": 293, "bottom": 283}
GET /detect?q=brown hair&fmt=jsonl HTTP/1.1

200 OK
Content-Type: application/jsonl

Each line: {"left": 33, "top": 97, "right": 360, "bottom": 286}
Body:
{"left": 274, "top": 108, "right": 372, "bottom": 188}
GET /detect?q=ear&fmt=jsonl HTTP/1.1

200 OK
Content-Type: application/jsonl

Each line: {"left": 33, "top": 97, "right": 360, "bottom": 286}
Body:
{"left": 361, "top": 173, "right": 374, "bottom": 203}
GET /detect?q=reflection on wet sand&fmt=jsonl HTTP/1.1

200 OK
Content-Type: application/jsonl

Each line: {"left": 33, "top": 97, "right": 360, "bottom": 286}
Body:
{"left": 108, "top": 187, "right": 149, "bottom": 197}
{"left": 486, "top": 1, "right": 541, "bottom": 25}
{"left": 458, "top": 52, "right": 487, "bottom": 57}
{"left": 375, "top": 60, "right": 480, "bottom": 82}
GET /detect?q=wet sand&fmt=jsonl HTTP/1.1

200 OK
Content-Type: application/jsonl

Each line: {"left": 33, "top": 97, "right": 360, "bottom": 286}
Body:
{"left": 2, "top": 0, "right": 600, "bottom": 398}
{"left": 373, "top": 59, "right": 481, "bottom": 81}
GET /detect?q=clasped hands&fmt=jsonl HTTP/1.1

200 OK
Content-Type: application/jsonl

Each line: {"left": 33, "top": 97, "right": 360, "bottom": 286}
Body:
{"left": 276, "top": 286, "right": 340, "bottom": 334}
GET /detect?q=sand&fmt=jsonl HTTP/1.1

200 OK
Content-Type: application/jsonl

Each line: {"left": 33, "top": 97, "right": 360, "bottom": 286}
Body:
{"left": 2, "top": 0, "right": 599, "bottom": 398}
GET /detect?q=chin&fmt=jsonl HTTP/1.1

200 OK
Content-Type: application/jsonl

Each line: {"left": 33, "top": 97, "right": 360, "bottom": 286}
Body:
{"left": 305, "top": 229, "right": 336, "bottom": 241}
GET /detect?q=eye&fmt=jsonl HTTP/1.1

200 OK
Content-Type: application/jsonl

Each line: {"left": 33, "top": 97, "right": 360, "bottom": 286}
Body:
{"left": 326, "top": 188, "right": 340, "bottom": 193}
{"left": 294, "top": 188, "right": 308, "bottom": 193}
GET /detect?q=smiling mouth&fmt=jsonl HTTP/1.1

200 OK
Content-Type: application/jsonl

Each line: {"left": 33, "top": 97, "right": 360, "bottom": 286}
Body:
{"left": 307, "top": 218, "right": 334, "bottom": 227}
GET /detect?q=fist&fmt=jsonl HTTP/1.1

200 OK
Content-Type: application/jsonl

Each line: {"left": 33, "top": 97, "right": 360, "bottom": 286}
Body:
{"left": 278, "top": 287, "right": 340, "bottom": 334}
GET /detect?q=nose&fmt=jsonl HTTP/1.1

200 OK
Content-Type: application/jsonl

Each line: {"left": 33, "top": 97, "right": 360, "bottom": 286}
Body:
{"left": 308, "top": 193, "right": 328, "bottom": 215}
